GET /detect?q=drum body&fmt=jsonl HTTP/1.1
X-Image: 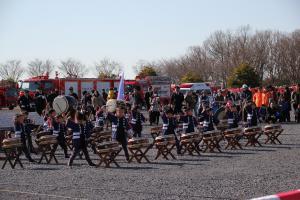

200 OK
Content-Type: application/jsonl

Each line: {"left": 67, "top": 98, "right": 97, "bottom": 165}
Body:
{"left": 37, "top": 135, "right": 58, "bottom": 145}
{"left": 2, "top": 138, "right": 22, "bottom": 149}
{"left": 128, "top": 138, "right": 149, "bottom": 146}
{"left": 264, "top": 124, "right": 281, "bottom": 131}
{"left": 180, "top": 132, "right": 200, "bottom": 141}
{"left": 244, "top": 126, "right": 262, "bottom": 133}
{"left": 53, "top": 95, "right": 78, "bottom": 114}
{"left": 97, "top": 141, "right": 120, "bottom": 153}
{"left": 155, "top": 135, "right": 175, "bottom": 143}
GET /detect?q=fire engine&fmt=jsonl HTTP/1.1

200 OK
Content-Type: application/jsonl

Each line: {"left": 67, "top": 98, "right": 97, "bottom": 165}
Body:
{"left": 19, "top": 73, "right": 121, "bottom": 99}
{"left": 0, "top": 80, "right": 18, "bottom": 110}
{"left": 125, "top": 76, "right": 172, "bottom": 103}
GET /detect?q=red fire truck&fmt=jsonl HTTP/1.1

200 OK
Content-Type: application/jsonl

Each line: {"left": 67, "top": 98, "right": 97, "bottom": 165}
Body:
{"left": 19, "top": 74, "right": 121, "bottom": 99}
{"left": 0, "top": 80, "right": 18, "bottom": 110}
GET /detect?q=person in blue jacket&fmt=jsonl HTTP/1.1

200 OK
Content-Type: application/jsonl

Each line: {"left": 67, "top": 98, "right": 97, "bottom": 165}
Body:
{"left": 52, "top": 114, "right": 69, "bottom": 158}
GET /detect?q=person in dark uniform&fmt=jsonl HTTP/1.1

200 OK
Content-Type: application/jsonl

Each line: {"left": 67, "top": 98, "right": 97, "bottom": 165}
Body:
{"left": 23, "top": 111, "right": 36, "bottom": 153}
{"left": 243, "top": 101, "right": 258, "bottom": 127}
{"left": 200, "top": 108, "right": 218, "bottom": 132}
{"left": 144, "top": 86, "right": 153, "bottom": 110}
{"left": 225, "top": 102, "right": 240, "bottom": 129}
{"left": 106, "top": 101, "right": 133, "bottom": 161}
{"left": 161, "top": 107, "right": 181, "bottom": 154}
{"left": 68, "top": 87, "right": 78, "bottom": 100}
{"left": 34, "top": 89, "right": 47, "bottom": 116}
{"left": 66, "top": 111, "right": 96, "bottom": 167}
{"left": 180, "top": 107, "right": 198, "bottom": 134}
{"left": 51, "top": 114, "right": 69, "bottom": 158}
{"left": 130, "top": 104, "right": 145, "bottom": 137}
{"left": 95, "top": 106, "right": 105, "bottom": 129}
{"left": 18, "top": 90, "right": 32, "bottom": 112}
{"left": 14, "top": 113, "right": 35, "bottom": 162}
{"left": 171, "top": 86, "right": 184, "bottom": 114}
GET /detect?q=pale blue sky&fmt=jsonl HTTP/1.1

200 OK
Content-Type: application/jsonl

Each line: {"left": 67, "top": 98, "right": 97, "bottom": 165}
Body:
{"left": 0, "top": 0, "right": 299, "bottom": 78}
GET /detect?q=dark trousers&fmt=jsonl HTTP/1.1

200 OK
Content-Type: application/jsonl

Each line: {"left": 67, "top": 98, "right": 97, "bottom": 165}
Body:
{"left": 116, "top": 136, "right": 129, "bottom": 159}
{"left": 53, "top": 136, "right": 68, "bottom": 157}
{"left": 150, "top": 111, "right": 160, "bottom": 125}
{"left": 68, "top": 140, "right": 94, "bottom": 166}
{"left": 20, "top": 136, "right": 33, "bottom": 161}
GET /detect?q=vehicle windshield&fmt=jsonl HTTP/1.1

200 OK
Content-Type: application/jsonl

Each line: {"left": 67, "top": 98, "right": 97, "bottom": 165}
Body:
{"left": 20, "top": 81, "right": 40, "bottom": 91}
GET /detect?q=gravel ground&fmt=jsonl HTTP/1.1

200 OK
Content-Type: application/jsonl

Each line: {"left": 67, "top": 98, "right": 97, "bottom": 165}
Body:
{"left": 0, "top": 110, "right": 300, "bottom": 200}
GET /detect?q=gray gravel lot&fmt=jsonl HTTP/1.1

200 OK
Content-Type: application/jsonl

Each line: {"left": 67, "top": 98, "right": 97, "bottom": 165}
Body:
{"left": 0, "top": 110, "right": 300, "bottom": 200}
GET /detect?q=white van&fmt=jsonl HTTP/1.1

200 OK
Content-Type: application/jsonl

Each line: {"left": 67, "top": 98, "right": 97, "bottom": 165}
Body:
{"left": 179, "top": 82, "right": 212, "bottom": 96}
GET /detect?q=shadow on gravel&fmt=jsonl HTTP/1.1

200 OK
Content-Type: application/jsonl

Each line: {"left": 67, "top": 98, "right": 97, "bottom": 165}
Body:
{"left": 114, "top": 166, "right": 158, "bottom": 170}
{"left": 200, "top": 154, "right": 233, "bottom": 158}
{"left": 30, "top": 167, "right": 60, "bottom": 170}
{"left": 245, "top": 148, "right": 276, "bottom": 152}
{"left": 150, "top": 162, "right": 185, "bottom": 167}
{"left": 261, "top": 145, "right": 294, "bottom": 149}
{"left": 179, "top": 158, "right": 210, "bottom": 162}
{"left": 221, "top": 151, "right": 255, "bottom": 155}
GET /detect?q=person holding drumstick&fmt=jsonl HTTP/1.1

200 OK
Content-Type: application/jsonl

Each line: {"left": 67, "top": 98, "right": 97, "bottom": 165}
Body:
{"left": 161, "top": 107, "right": 182, "bottom": 155}
{"left": 14, "top": 113, "right": 35, "bottom": 163}
{"left": 130, "top": 104, "right": 146, "bottom": 138}
{"left": 106, "top": 101, "right": 133, "bottom": 161}
{"left": 52, "top": 114, "right": 69, "bottom": 158}
{"left": 180, "top": 106, "right": 198, "bottom": 134}
{"left": 66, "top": 111, "right": 96, "bottom": 167}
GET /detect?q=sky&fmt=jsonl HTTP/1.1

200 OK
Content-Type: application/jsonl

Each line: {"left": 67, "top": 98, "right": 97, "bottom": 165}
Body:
{"left": 0, "top": 0, "right": 299, "bottom": 79}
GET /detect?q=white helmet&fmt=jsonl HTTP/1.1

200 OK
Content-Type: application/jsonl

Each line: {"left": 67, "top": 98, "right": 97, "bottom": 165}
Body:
{"left": 242, "top": 84, "right": 248, "bottom": 89}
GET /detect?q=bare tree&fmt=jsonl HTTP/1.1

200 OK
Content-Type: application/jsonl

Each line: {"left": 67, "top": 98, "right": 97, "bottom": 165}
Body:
{"left": 95, "top": 57, "right": 122, "bottom": 78}
{"left": 0, "top": 60, "right": 24, "bottom": 82}
{"left": 28, "top": 59, "right": 55, "bottom": 77}
{"left": 59, "top": 58, "right": 87, "bottom": 78}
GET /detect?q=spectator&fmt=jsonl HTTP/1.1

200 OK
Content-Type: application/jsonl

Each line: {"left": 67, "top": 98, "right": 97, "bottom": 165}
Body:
{"left": 184, "top": 91, "right": 196, "bottom": 111}
{"left": 292, "top": 84, "right": 300, "bottom": 122}
{"left": 34, "top": 89, "right": 47, "bottom": 116}
{"left": 68, "top": 87, "right": 78, "bottom": 100}
{"left": 253, "top": 87, "right": 263, "bottom": 109}
{"left": 47, "top": 89, "right": 59, "bottom": 108}
{"left": 92, "top": 90, "right": 106, "bottom": 109}
{"left": 102, "top": 89, "right": 108, "bottom": 101}
{"left": 283, "top": 86, "right": 292, "bottom": 122}
{"left": 171, "top": 86, "right": 184, "bottom": 114}
{"left": 18, "top": 90, "right": 32, "bottom": 112}
{"left": 240, "top": 84, "right": 252, "bottom": 102}
{"left": 144, "top": 86, "right": 153, "bottom": 111}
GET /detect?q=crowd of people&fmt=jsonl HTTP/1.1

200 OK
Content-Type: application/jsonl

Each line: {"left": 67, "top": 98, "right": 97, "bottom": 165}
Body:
{"left": 11, "top": 83, "right": 300, "bottom": 166}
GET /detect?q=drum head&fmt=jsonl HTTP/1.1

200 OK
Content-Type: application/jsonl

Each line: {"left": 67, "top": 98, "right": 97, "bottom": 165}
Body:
{"left": 214, "top": 106, "right": 226, "bottom": 121}
{"left": 53, "top": 95, "right": 68, "bottom": 114}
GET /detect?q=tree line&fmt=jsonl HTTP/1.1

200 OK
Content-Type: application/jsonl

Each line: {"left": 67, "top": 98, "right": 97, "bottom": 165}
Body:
{"left": 143, "top": 26, "right": 300, "bottom": 87}
{"left": 1, "top": 26, "right": 299, "bottom": 87}
{"left": 0, "top": 57, "right": 122, "bottom": 82}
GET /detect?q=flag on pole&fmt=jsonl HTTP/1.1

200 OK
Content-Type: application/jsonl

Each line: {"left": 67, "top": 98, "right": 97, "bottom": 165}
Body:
{"left": 117, "top": 72, "right": 125, "bottom": 100}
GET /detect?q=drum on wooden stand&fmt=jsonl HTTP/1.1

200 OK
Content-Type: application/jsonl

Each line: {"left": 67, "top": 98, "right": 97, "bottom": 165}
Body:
{"left": 53, "top": 95, "right": 78, "bottom": 115}
{"left": 2, "top": 138, "right": 22, "bottom": 149}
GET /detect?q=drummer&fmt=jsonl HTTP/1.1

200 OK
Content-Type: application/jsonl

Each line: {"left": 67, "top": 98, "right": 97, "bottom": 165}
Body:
{"left": 14, "top": 113, "right": 35, "bottom": 162}
{"left": 22, "top": 111, "right": 36, "bottom": 153}
{"left": 161, "top": 107, "right": 181, "bottom": 154}
{"left": 200, "top": 108, "right": 218, "bottom": 132}
{"left": 180, "top": 106, "right": 198, "bottom": 134}
{"left": 243, "top": 101, "right": 258, "bottom": 127}
{"left": 52, "top": 114, "right": 69, "bottom": 158}
{"left": 66, "top": 111, "right": 96, "bottom": 167}
{"left": 225, "top": 101, "right": 240, "bottom": 129}
{"left": 130, "top": 104, "right": 146, "bottom": 137}
{"left": 106, "top": 101, "right": 132, "bottom": 161}
{"left": 95, "top": 106, "right": 105, "bottom": 129}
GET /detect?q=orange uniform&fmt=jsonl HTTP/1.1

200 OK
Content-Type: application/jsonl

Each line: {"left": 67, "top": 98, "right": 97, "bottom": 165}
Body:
{"left": 262, "top": 92, "right": 272, "bottom": 106}
{"left": 253, "top": 91, "right": 263, "bottom": 107}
